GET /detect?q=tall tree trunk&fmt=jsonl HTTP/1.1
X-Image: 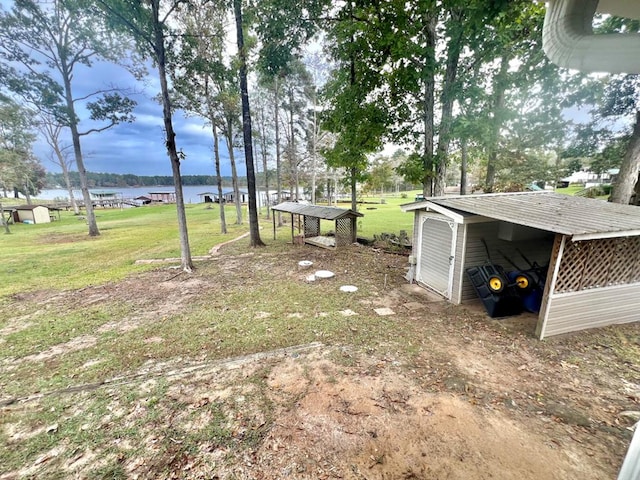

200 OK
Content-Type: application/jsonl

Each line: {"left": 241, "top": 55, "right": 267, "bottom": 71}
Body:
{"left": 434, "top": 9, "right": 464, "bottom": 196}
{"left": 225, "top": 120, "right": 242, "bottom": 225}
{"left": 422, "top": 11, "right": 437, "bottom": 197}
{"left": 287, "top": 87, "right": 300, "bottom": 201}
{"left": 41, "top": 120, "right": 80, "bottom": 214}
{"left": 460, "top": 137, "right": 467, "bottom": 195}
{"left": 274, "top": 77, "right": 283, "bottom": 226}
{"left": 24, "top": 177, "right": 32, "bottom": 205}
{"left": 234, "top": 0, "right": 264, "bottom": 247}
{"left": 60, "top": 157, "right": 79, "bottom": 214}
{"left": 61, "top": 57, "right": 99, "bottom": 236}
{"left": 610, "top": 110, "right": 640, "bottom": 204}
{"left": 485, "top": 55, "right": 509, "bottom": 192}
{"left": 295, "top": 164, "right": 300, "bottom": 201}
{"left": 311, "top": 89, "right": 318, "bottom": 204}
{"left": 212, "top": 122, "right": 227, "bottom": 234}
{"left": 347, "top": 27, "right": 361, "bottom": 211}
{"left": 258, "top": 103, "right": 270, "bottom": 219}
{"left": 153, "top": 0, "right": 193, "bottom": 272}
{"left": 350, "top": 166, "right": 357, "bottom": 212}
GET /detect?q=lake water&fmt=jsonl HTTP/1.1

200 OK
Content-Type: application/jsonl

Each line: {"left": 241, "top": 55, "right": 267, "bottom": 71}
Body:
{"left": 36, "top": 186, "right": 236, "bottom": 205}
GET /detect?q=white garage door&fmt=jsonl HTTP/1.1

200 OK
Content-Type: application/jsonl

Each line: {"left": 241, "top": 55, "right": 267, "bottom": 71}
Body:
{"left": 417, "top": 215, "right": 456, "bottom": 298}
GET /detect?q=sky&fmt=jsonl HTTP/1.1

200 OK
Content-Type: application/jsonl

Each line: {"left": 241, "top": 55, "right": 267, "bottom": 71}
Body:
{"left": 34, "top": 59, "right": 240, "bottom": 178}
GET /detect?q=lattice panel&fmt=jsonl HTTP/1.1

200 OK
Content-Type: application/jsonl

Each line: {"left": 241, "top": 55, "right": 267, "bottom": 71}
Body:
{"left": 304, "top": 216, "right": 320, "bottom": 237}
{"left": 609, "top": 236, "right": 640, "bottom": 285}
{"left": 581, "top": 241, "right": 614, "bottom": 289}
{"left": 554, "top": 240, "right": 587, "bottom": 292}
{"left": 335, "top": 218, "right": 352, "bottom": 247}
{"left": 633, "top": 237, "right": 640, "bottom": 283}
{"left": 556, "top": 237, "right": 640, "bottom": 293}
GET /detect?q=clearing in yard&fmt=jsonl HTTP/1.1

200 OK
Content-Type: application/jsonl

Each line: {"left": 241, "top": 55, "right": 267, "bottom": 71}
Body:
{"left": 0, "top": 240, "right": 638, "bottom": 479}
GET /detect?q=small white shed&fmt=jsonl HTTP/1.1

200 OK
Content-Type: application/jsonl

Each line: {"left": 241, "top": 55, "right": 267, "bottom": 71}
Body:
{"left": 401, "top": 191, "right": 640, "bottom": 339}
{"left": 13, "top": 205, "right": 51, "bottom": 224}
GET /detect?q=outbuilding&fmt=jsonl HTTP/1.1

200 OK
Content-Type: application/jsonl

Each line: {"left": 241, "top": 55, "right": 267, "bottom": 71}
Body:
{"left": 401, "top": 191, "right": 640, "bottom": 339}
{"left": 272, "top": 202, "right": 363, "bottom": 249}
{"left": 222, "top": 190, "right": 248, "bottom": 204}
{"left": 134, "top": 195, "right": 152, "bottom": 205}
{"left": 197, "top": 192, "right": 217, "bottom": 203}
{"left": 12, "top": 205, "right": 51, "bottom": 224}
{"left": 148, "top": 192, "right": 176, "bottom": 203}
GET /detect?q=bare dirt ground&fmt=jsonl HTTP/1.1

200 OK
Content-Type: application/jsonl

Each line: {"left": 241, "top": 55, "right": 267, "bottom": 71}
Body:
{"left": 1, "top": 242, "right": 639, "bottom": 479}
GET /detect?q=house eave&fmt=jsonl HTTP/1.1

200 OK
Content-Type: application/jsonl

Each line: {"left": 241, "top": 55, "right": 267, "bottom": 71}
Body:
{"left": 572, "top": 229, "right": 640, "bottom": 242}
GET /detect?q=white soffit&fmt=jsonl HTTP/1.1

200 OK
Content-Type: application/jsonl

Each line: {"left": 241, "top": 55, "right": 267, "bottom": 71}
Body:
{"left": 596, "top": 0, "right": 640, "bottom": 20}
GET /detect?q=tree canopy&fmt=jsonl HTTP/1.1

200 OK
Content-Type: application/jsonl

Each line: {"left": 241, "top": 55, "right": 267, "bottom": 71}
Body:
{"left": 0, "top": 0, "right": 137, "bottom": 235}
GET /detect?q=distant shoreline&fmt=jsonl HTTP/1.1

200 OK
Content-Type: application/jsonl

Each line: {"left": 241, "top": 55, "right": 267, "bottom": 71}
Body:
{"left": 44, "top": 171, "right": 252, "bottom": 190}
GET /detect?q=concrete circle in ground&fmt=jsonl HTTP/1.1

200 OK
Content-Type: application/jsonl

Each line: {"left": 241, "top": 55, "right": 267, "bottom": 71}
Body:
{"left": 315, "top": 270, "right": 335, "bottom": 279}
{"left": 340, "top": 285, "right": 358, "bottom": 292}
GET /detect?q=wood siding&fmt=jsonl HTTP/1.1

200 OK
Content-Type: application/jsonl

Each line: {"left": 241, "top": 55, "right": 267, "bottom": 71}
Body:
{"left": 539, "top": 283, "right": 640, "bottom": 338}
{"left": 461, "top": 222, "right": 555, "bottom": 303}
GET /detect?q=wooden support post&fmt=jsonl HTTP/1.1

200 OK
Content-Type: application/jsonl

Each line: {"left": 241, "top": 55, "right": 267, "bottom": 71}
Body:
{"left": 272, "top": 213, "right": 276, "bottom": 240}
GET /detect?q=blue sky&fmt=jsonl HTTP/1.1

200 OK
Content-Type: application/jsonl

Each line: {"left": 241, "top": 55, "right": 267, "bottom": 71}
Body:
{"left": 35, "top": 60, "right": 240, "bottom": 177}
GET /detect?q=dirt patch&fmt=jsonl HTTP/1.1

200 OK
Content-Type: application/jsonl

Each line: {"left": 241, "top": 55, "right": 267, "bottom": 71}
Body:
{"left": 1, "top": 273, "right": 206, "bottom": 367}
{"left": 253, "top": 352, "right": 599, "bottom": 480}
{"left": 19, "top": 335, "right": 98, "bottom": 364}
{"left": 36, "top": 232, "right": 91, "bottom": 245}
{"left": 1, "top": 346, "right": 618, "bottom": 479}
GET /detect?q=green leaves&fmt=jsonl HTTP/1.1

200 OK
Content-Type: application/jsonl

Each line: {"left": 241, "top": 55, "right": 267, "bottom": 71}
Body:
{"left": 86, "top": 93, "right": 136, "bottom": 124}
{"left": 0, "top": 97, "right": 45, "bottom": 196}
{"left": 252, "top": 0, "right": 329, "bottom": 78}
{"left": 0, "top": 0, "right": 137, "bottom": 128}
{"left": 600, "top": 75, "right": 640, "bottom": 118}
{"left": 319, "top": 0, "right": 393, "bottom": 182}
{"left": 395, "top": 153, "right": 426, "bottom": 186}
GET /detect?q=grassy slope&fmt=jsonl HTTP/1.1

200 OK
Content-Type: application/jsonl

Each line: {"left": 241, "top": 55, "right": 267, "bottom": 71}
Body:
{"left": 0, "top": 196, "right": 415, "bottom": 298}
{"left": 354, "top": 194, "right": 415, "bottom": 238}
{"left": 0, "top": 203, "right": 247, "bottom": 297}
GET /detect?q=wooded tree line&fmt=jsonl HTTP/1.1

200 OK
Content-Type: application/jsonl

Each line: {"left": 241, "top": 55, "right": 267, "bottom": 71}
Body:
{"left": 1, "top": 0, "right": 639, "bottom": 269}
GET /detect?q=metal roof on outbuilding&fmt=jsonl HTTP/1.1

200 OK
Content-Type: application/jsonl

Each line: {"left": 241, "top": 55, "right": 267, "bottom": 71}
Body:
{"left": 13, "top": 205, "right": 48, "bottom": 211}
{"left": 272, "top": 202, "right": 363, "bottom": 220}
{"left": 401, "top": 191, "right": 640, "bottom": 241}
{"left": 222, "top": 190, "right": 248, "bottom": 195}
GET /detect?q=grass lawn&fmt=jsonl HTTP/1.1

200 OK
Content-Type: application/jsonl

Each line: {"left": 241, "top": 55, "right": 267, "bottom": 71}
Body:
{"left": 555, "top": 184, "right": 585, "bottom": 196}
{"left": 0, "top": 196, "right": 415, "bottom": 298}
{"left": 0, "top": 203, "right": 246, "bottom": 297}
{"left": 354, "top": 193, "right": 415, "bottom": 238}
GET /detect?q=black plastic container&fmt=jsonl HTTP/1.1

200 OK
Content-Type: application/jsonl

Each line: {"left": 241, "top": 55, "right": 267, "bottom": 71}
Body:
{"left": 466, "top": 265, "right": 524, "bottom": 318}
